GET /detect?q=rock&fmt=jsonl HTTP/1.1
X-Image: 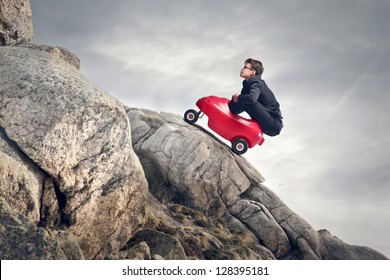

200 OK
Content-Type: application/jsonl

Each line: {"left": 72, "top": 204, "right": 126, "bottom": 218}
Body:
{"left": 0, "top": 128, "right": 45, "bottom": 224}
{"left": 124, "top": 229, "right": 187, "bottom": 260}
{"left": 228, "top": 198, "right": 291, "bottom": 257}
{"left": 0, "top": 0, "right": 33, "bottom": 46}
{"left": 143, "top": 193, "right": 274, "bottom": 260}
{"left": 0, "top": 198, "right": 83, "bottom": 259}
{"left": 23, "top": 44, "right": 81, "bottom": 70}
{"left": 319, "top": 229, "right": 388, "bottom": 260}
{"left": 107, "top": 242, "right": 152, "bottom": 260}
{"left": 241, "top": 185, "right": 327, "bottom": 259}
{"left": 0, "top": 45, "right": 148, "bottom": 259}
{"left": 48, "top": 230, "right": 84, "bottom": 260}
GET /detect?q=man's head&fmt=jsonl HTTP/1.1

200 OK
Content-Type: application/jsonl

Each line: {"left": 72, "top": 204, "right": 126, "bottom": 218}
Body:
{"left": 244, "top": 58, "right": 264, "bottom": 76}
{"left": 240, "top": 58, "right": 264, "bottom": 79}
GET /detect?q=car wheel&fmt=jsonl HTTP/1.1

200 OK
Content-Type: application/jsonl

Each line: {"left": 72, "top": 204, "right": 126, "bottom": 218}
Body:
{"left": 232, "top": 138, "right": 248, "bottom": 155}
{"left": 184, "top": 109, "right": 199, "bottom": 124}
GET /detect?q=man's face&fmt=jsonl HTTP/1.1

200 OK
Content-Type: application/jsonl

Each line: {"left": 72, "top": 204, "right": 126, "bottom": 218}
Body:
{"left": 240, "top": 63, "right": 255, "bottom": 79}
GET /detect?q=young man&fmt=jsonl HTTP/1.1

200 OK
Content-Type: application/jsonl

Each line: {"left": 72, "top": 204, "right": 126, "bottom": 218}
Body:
{"left": 229, "top": 58, "right": 283, "bottom": 136}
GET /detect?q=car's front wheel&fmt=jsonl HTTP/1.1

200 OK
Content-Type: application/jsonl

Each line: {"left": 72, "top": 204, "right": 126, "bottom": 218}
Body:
{"left": 184, "top": 109, "right": 199, "bottom": 124}
{"left": 232, "top": 138, "right": 248, "bottom": 155}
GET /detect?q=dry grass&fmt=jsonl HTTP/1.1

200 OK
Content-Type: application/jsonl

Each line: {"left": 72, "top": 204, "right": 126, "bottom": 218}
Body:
{"left": 142, "top": 203, "right": 262, "bottom": 260}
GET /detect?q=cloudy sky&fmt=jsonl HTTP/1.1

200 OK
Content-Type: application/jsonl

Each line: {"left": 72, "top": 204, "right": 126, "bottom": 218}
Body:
{"left": 30, "top": 0, "right": 390, "bottom": 257}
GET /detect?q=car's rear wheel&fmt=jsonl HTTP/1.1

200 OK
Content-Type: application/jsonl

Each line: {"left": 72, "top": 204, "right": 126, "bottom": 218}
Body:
{"left": 184, "top": 109, "right": 199, "bottom": 124}
{"left": 232, "top": 138, "right": 248, "bottom": 155}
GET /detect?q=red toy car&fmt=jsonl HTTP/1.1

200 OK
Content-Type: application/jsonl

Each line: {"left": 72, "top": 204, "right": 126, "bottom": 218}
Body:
{"left": 184, "top": 95, "right": 265, "bottom": 155}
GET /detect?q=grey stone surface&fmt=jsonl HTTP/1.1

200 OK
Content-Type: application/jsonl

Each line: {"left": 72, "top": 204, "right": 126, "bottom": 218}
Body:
{"left": 0, "top": 45, "right": 148, "bottom": 259}
{"left": 0, "top": 0, "right": 33, "bottom": 45}
{"left": 0, "top": 198, "right": 83, "bottom": 260}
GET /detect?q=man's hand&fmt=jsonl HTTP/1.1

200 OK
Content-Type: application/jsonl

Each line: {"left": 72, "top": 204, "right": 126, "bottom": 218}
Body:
{"left": 232, "top": 93, "right": 239, "bottom": 103}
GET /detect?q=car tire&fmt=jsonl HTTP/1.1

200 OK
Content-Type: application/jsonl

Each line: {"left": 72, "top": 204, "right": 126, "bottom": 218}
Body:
{"left": 232, "top": 138, "right": 248, "bottom": 155}
{"left": 184, "top": 109, "right": 199, "bottom": 124}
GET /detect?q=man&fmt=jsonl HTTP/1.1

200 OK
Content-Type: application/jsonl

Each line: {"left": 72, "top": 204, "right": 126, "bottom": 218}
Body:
{"left": 229, "top": 58, "right": 283, "bottom": 136}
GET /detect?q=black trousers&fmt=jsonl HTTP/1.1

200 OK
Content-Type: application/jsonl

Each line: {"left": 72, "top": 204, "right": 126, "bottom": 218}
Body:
{"left": 229, "top": 101, "right": 283, "bottom": 136}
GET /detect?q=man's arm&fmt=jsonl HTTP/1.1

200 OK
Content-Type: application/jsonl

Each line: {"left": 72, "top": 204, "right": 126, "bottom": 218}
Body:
{"left": 237, "top": 81, "right": 260, "bottom": 104}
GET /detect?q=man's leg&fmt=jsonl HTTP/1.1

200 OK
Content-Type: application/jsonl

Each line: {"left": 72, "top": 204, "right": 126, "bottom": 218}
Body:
{"left": 245, "top": 102, "right": 281, "bottom": 136}
{"left": 228, "top": 100, "right": 245, "bottom": 115}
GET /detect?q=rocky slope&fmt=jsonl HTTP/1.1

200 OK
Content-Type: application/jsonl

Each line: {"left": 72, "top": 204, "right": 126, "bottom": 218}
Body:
{"left": 0, "top": 0, "right": 388, "bottom": 260}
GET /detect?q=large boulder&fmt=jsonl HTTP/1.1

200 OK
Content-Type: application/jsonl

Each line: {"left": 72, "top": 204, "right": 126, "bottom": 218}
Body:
{"left": 0, "top": 0, "right": 33, "bottom": 46}
{"left": 0, "top": 45, "right": 148, "bottom": 259}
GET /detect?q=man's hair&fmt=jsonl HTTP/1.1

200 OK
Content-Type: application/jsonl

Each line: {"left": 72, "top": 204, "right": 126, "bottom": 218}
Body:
{"left": 245, "top": 58, "right": 264, "bottom": 75}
